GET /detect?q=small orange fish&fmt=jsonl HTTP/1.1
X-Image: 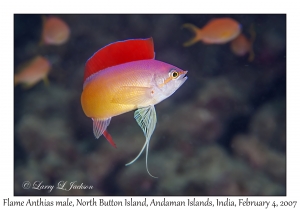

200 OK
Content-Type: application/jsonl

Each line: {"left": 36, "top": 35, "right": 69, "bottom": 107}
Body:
{"left": 230, "top": 24, "right": 256, "bottom": 61}
{"left": 14, "top": 56, "right": 51, "bottom": 88}
{"left": 41, "top": 16, "right": 70, "bottom": 45}
{"left": 182, "top": 18, "right": 241, "bottom": 46}
{"left": 81, "top": 38, "right": 188, "bottom": 177}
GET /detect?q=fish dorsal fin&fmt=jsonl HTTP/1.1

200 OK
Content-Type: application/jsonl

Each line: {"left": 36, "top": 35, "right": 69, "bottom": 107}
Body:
{"left": 83, "top": 38, "right": 155, "bottom": 83}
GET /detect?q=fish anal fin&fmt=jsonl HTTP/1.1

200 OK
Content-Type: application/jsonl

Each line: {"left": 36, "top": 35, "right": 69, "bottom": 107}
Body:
{"left": 111, "top": 86, "right": 152, "bottom": 105}
{"left": 83, "top": 38, "right": 154, "bottom": 82}
{"left": 92, "top": 117, "right": 111, "bottom": 139}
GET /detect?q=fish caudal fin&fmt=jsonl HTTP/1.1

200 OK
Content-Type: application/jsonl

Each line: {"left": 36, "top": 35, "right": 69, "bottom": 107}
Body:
{"left": 248, "top": 49, "right": 255, "bottom": 62}
{"left": 182, "top": 23, "right": 202, "bottom": 47}
{"left": 125, "top": 105, "right": 158, "bottom": 178}
{"left": 43, "top": 76, "right": 50, "bottom": 86}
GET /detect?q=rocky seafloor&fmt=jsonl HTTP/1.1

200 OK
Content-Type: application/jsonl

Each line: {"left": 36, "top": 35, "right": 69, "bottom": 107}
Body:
{"left": 14, "top": 14, "right": 286, "bottom": 195}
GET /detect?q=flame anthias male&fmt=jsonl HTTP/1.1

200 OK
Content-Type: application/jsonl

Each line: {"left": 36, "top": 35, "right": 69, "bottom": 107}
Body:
{"left": 81, "top": 38, "right": 188, "bottom": 177}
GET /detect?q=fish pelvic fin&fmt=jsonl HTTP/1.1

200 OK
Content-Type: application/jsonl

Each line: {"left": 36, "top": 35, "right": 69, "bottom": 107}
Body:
{"left": 182, "top": 23, "right": 202, "bottom": 47}
{"left": 125, "top": 105, "right": 158, "bottom": 178}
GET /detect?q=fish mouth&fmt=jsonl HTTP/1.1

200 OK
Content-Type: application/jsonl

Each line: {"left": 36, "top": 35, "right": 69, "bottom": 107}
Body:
{"left": 177, "top": 70, "right": 188, "bottom": 81}
{"left": 182, "top": 70, "right": 188, "bottom": 79}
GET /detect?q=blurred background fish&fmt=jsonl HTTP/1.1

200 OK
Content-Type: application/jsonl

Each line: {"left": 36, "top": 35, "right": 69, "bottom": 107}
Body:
{"left": 230, "top": 24, "right": 256, "bottom": 61}
{"left": 14, "top": 55, "right": 51, "bottom": 88}
{"left": 41, "top": 16, "right": 70, "bottom": 45}
{"left": 182, "top": 17, "right": 241, "bottom": 46}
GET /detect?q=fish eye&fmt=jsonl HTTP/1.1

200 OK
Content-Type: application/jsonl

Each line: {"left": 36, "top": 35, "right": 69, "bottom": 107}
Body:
{"left": 170, "top": 70, "right": 179, "bottom": 79}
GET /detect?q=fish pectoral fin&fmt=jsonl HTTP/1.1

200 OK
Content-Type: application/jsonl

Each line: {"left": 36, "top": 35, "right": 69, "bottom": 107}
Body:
{"left": 92, "top": 117, "right": 111, "bottom": 139}
{"left": 126, "top": 105, "right": 158, "bottom": 178}
{"left": 111, "top": 86, "right": 152, "bottom": 105}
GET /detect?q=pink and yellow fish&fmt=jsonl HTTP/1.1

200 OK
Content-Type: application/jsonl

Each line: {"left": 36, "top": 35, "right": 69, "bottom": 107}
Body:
{"left": 230, "top": 24, "right": 256, "bottom": 61}
{"left": 81, "top": 38, "right": 188, "bottom": 177}
{"left": 182, "top": 17, "right": 241, "bottom": 46}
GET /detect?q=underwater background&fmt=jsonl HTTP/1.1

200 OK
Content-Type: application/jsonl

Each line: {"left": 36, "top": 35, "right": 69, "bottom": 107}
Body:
{"left": 14, "top": 14, "right": 286, "bottom": 196}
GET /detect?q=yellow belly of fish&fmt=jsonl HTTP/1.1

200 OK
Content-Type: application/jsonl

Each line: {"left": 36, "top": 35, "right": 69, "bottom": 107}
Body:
{"left": 81, "top": 72, "right": 153, "bottom": 119}
{"left": 81, "top": 83, "right": 138, "bottom": 119}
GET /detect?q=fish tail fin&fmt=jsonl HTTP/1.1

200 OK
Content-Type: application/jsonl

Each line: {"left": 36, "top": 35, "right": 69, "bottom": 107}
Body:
{"left": 248, "top": 48, "right": 255, "bottom": 62}
{"left": 182, "top": 23, "right": 202, "bottom": 47}
{"left": 103, "top": 130, "right": 117, "bottom": 148}
{"left": 43, "top": 76, "right": 50, "bottom": 86}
